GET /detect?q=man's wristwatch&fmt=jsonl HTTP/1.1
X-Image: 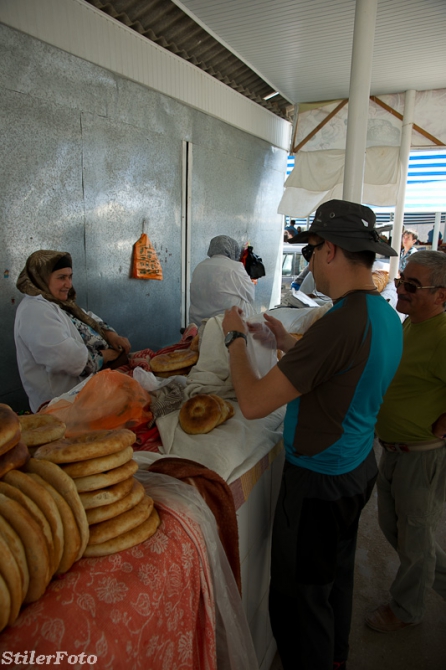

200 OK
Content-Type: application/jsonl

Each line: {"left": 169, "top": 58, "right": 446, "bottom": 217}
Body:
{"left": 224, "top": 331, "right": 248, "bottom": 348}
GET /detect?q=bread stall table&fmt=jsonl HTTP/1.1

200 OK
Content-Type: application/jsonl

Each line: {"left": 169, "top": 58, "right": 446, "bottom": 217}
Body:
{"left": 0, "top": 316, "right": 286, "bottom": 670}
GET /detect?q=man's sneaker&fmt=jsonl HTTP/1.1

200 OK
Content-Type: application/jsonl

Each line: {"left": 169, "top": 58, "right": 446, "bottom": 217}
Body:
{"left": 365, "top": 603, "right": 421, "bottom": 633}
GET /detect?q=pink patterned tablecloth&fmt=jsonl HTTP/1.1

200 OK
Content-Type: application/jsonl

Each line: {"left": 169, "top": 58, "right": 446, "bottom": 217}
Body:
{"left": 0, "top": 503, "right": 217, "bottom": 670}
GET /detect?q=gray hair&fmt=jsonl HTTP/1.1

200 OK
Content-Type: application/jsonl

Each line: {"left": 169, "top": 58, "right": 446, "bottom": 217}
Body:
{"left": 406, "top": 250, "right": 446, "bottom": 290}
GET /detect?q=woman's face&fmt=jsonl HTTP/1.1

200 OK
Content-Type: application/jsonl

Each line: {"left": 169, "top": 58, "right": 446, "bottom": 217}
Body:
{"left": 47, "top": 268, "right": 73, "bottom": 300}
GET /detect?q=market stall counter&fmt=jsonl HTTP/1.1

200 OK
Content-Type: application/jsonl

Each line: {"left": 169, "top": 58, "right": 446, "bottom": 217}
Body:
{"left": 0, "top": 315, "right": 286, "bottom": 669}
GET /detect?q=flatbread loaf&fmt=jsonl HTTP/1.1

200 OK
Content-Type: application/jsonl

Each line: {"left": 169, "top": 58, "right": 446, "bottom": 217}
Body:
{"left": 0, "top": 481, "right": 55, "bottom": 575}
{"left": 154, "top": 366, "right": 193, "bottom": 378}
{"left": 88, "top": 496, "right": 154, "bottom": 546}
{"left": 179, "top": 394, "right": 222, "bottom": 434}
{"left": 86, "top": 479, "right": 145, "bottom": 525}
{"left": 79, "top": 476, "right": 135, "bottom": 510}
{"left": 0, "top": 573, "right": 11, "bottom": 633}
{"left": 83, "top": 507, "right": 160, "bottom": 558}
{"left": 0, "top": 515, "right": 29, "bottom": 601}
{"left": 372, "top": 270, "right": 389, "bottom": 293}
{"left": 19, "top": 414, "right": 66, "bottom": 447}
{"left": 34, "top": 428, "right": 136, "bottom": 463}
{"left": 28, "top": 473, "right": 81, "bottom": 575}
{"left": 0, "top": 440, "right": 30, "bottom": 478}
{"left": 0, "top": 531, "right": 22, "bottom": 626}
{"left": 150, "top": 349, "right": 198, "bottom": 373}
{"left": 0, "top": 404, "right": 20, "bottom": 456}
{"left": 73, "top": 459, "right": 139, "bottom": 493}
{"left": 4, "top": 470, "right": 64, "bottom": 577}
{"left": 25, "top": 459, "right": 89, "bottom": 562}
{"left": 61, "top": 446, "right": 134, "bottom": 478}
{"left": 0, "top": 493, "right": 51, "bottom": 604}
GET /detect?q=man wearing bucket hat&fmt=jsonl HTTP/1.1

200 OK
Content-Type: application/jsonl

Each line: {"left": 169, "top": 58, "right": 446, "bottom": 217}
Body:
{"left": 223, "top": 199, "right": 403, "bottom": 670}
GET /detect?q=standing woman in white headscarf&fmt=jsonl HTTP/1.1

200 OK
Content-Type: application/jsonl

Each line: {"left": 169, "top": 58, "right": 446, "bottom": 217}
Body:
{"left": 189, "top": 235, "right": 256, "bottom": 326}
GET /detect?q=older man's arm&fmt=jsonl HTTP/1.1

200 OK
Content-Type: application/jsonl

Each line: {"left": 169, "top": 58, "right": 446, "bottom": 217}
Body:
{"left": 432, "top": 413, "right": 446, "bottom": 439}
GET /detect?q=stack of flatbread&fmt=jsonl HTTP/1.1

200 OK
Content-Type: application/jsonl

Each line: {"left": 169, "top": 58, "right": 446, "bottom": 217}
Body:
{"left": 33, "top": 429, "right": 160, "bottom": 557}
{"left": 179, "top": 394, "right": 235, "bottom": 434}
{"left": 19, "top": 412, "right": 66, "bottom": 457}
{"left": 150, "top": 347, "right": 199, "bottom": 378}
{"left": 0, "top": 404, "right": 31, "bottom": 478}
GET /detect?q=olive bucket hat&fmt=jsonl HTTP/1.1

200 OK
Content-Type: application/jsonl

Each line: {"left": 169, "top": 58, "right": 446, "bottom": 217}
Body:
{"left": 289, "top": 199, "right": 397, "bottom": 257}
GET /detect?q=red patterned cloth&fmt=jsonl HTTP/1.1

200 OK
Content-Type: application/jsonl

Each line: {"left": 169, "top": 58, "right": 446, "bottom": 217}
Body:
{"left": 0, "top": 505, "right": 217, "bottom": 670}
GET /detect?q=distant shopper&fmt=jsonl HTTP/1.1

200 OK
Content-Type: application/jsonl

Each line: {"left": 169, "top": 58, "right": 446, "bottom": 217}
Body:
{"left": 285, "top": 220, "right": 297, "bottom": 238}
{"left": 399, "top": 229, "right": 418, "bottom": 272}
{"left": 427, "top": 228, "right": 443, "bottom": 245}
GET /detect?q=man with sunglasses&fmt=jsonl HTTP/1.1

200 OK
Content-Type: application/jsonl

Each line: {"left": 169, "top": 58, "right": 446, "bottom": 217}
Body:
{"left": 222, "top": 199, "right": 402, "bottom": 670}
{"left": 366, "top": 251, "right": 446, "bottom": 633}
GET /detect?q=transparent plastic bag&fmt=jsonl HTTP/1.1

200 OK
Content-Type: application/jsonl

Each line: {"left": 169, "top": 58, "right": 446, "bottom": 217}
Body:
{"left": 245, "top": 313, "right": 278, "bottom": 377}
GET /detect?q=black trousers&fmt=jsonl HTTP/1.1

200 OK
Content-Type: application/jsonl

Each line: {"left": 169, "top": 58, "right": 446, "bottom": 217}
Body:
{"left": 269, "top": 458, "right": 377, "bottom": 670}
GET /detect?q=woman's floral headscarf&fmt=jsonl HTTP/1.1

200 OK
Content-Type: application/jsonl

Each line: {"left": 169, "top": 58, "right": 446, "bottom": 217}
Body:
{"left": 16, "top": 250, "right": 107, "bottom": 338}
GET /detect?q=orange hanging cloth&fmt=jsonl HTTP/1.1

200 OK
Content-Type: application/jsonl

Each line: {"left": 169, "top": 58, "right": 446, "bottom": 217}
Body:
{"left": 131, "top": 232, "right": 163, "bottom": 280}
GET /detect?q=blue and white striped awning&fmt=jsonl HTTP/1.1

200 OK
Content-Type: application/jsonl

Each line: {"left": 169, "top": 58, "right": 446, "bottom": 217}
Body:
{"left": 286, "top": 150, "right": 446, "bottom": 213}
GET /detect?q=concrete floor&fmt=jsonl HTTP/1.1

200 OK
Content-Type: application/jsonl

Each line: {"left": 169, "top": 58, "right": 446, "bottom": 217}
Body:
{"left": 270, "top": 449, "right": 446, "bottom": 670}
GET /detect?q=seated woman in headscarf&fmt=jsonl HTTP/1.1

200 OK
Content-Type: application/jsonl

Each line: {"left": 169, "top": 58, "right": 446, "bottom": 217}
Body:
{"left": 189, "top": 235, "right": 256, "bottom": 326}
{"left": 14, "top": 250, "right": 131, "bottom": 412}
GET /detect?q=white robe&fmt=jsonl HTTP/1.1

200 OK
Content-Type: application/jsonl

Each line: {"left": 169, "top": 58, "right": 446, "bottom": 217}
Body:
{"left": 14, "top": 294, "right": 89, "bottom": 412}
{"left": 189, "top": 255, "right": 255, "bottom": 326}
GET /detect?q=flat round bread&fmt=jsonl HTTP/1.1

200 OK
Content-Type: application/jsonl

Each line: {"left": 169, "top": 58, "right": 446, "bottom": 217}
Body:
{"left": 24, "top": 459, "right": 89, "bottom": 563}
{"left": 88, "top": 496, "right": 154, "bottom": 546}
{"left": 225, "top": 400, "right": 235, "bottom": 419}
{"left": 83, "top": 507, "right": 160, "bottom": 558}
{"left": 0, "top": 573, "right": 11, "bottom": 633}
{"left": 79, "top": 476, "right": 135, "bottom": 510}
{"left": 86, "top": 479, "right": 145, "bottom": 525}
{"left": 179, "top": 394, "right": 222, "bottom": 434}
{"left": 73, "top": 459, "right": 139, "bottom": 493}
{"left": 4, "top": 470, "right": 64, "bottom": 577}
{"left": 0, "top": 532, "right": 22, "bottom": 626}
{"left": 0, "top": 481, "right": 55, "bottom": 575}
{"left": 0, "top": 440, "right": 30, "bottom": 478}
{"left": 34, "top": 429, "right": 136, "bottom": 464}
{"left": 0, "top": 493, "right": 51, "bottom": 604}
{"left": 61, "top": 446, "right": 134, "bottom": 478}
{"left": 372, "top": 269, "right": 389, "bottom": 293}
{"left": 28, "top": 473, "right": 81, "bottom": 575}
{"left": 150, "top": 349, "right": 198, "bottom": 373}
{"left": 0, "top": 404, "right": 20, "bottom": 456}
{"left": 0, "top": 515, "right": 29, "bottom": 601}
{"left": 154, "top": 366, "right": 193, "bottom": 378}
{"left": 210, "top": 394, "right": 230, "bottom": 426}
{"left": 19, "top": 414, "right": 66, "bottom": 447}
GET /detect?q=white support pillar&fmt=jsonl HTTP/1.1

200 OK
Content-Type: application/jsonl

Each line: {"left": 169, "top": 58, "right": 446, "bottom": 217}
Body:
{"left": 389, "top": 89, "right": 416, "bottom": 280}
{"left": 432, "top": 211, "right": 441, "bottom": 251}
{"left": 343, "top": 0, "right": 378, "bottom": 202}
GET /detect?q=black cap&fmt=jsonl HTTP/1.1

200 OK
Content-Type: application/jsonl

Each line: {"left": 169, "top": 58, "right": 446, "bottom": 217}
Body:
{"left": 289, "top": 199, "right": 397, "bottom": 257}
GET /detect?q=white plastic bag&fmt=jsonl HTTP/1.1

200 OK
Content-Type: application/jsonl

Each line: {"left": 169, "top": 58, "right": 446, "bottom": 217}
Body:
{"left": 245, "top": 313, "right": 278, "bottom": 377}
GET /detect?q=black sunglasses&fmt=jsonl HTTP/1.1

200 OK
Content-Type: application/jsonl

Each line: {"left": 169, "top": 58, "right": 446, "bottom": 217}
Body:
{"left": 394, "top": 277, "right": 444, "bottom": 294}
{"left": 302, "top": 241, "right": 325, "bottom": 262}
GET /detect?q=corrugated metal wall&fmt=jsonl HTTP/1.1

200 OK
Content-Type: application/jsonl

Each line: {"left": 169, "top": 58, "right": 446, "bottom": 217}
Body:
{"left": 0, "top": 23, "right": 287, "bottom": 410}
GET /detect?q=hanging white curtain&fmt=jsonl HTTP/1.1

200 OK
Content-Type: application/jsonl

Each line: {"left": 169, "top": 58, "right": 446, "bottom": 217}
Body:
{"left": 278, "top": 146, "right": 401, "bottom": 217}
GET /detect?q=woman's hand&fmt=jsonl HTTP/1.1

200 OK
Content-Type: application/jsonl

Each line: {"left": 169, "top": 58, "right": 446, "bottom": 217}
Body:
{"left": 222, "top": 306, "right": 247, "bottom": 336}
{"left": 100, "top": 348, "right": 121, "bottom": 363}
{"left": 105, "top": 331, "right": 131, "bottom": 354}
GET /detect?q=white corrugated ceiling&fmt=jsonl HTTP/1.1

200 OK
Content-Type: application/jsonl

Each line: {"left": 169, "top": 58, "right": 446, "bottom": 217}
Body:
{"left": 172, "top": 0, "right": 446, "bottom": 104}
